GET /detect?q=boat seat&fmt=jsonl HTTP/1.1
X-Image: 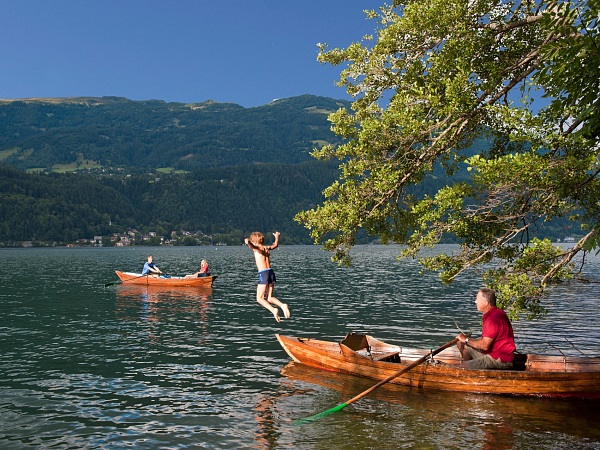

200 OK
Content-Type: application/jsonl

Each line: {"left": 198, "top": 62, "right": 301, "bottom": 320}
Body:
{"left": 340, "top": 332, "right": 373, "bottom": 358}
{"left": 340, "top": 333, "right": 370, "bottom": 352}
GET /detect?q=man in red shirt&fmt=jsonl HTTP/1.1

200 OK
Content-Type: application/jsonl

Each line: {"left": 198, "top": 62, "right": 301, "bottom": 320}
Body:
{"left": 456, "top": 288, "right": 516, "bottom": 369}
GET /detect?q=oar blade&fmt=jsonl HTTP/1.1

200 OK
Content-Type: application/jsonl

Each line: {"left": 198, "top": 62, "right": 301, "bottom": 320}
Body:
{"left": 104, "top": 281, "right": 122, "bottom": 287}
{"left": 294, "top": 402, "right": 348, "bottom": 425}
{"left": 293, "top": 337, "right": 458, "bottom": 424}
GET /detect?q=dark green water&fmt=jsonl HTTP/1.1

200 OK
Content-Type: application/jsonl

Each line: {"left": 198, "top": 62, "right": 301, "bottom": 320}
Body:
{"left": 1, "top": 245, "right": 599, "bottom": 449}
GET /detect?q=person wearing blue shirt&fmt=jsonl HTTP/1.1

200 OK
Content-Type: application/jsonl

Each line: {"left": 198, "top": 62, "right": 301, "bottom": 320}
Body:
{"left": 141, "top": 255, "right": 162, "bottom": 277}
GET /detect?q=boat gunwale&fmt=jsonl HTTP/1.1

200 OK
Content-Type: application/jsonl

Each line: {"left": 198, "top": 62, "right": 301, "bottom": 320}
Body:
{"left": 115, "top": 270, "right": 217, "bottom": 286}
{"left": 276, "top": 334, "right": 600, "bottom": 399}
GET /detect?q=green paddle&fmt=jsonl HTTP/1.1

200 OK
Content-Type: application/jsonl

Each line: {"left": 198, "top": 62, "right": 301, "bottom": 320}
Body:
{"left": 295, "top": 337, "right": 459, "bottom": 425}
{"left": 104, "top": 273, "right": 149, "bottom": 287}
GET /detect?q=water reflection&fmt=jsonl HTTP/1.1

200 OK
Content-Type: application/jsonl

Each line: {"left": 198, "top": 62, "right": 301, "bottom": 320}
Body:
{"left": 254, "top": 392, "right": 284, "bottom": 449}
{"left": 1, "top": 246, "right": 598, "bottom": 449}
{"left": 275, "top": 361, "right": 600, "bottom": 448}
{"left": 115, "top": 285, "right": 211, "bottom": 321}
{"left": 114, "top": 285, "right": 213, "bottom": 349}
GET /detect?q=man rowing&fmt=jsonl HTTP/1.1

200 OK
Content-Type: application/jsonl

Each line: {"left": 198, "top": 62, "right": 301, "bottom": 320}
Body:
{"left": 456, "top": 288, "right": 516, "bottom": 369}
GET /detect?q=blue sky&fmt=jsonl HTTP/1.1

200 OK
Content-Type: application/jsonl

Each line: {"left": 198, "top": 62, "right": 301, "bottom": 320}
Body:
{"left": 1, "top": 1, "right": 376, "bottom": 107}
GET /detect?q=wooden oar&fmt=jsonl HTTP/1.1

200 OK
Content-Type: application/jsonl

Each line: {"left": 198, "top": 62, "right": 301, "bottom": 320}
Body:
{"left": 104, "top": 274, "right": 148, "bottom": 287}
{"left": 295, "top": 337, "right": 459, "bottom": 425}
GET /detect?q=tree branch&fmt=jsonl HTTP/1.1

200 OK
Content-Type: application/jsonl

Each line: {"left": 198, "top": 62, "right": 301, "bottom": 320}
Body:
{"left": 541, "top": 229, "right": 598, "bottom": 285}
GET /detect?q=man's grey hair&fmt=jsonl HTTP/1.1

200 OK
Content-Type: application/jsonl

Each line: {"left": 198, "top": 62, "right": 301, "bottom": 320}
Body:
{"left": 479, "top": 288, "right": 496, "bottom": 307}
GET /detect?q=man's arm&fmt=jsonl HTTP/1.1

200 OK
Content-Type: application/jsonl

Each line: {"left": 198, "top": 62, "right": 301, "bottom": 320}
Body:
{"left": 458, "top": 333, "right": 494, "bottom": 351}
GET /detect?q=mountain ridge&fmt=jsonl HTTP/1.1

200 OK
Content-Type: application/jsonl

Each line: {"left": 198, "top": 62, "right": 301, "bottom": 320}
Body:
{"left": 0, "top": 94, "right": 350, "bottom": 172}
{"left": 0, "top": 95, "right": 577, "bottom": 246}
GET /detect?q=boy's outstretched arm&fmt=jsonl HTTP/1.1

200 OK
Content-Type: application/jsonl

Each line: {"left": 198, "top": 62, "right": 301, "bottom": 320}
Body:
{"left": 269, "top": 232, "right": 280, "bottom": 250}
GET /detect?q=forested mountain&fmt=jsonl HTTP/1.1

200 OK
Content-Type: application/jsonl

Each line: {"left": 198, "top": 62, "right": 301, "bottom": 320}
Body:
{"left": 0, "top": 95, "right": 348, "bottom": 171}
{"left": 0, "top": 159, "right": 343, "bottom": 245}
{"left": 0, "top": 95, "right": 351, "bottom": 245}
{"left": 0, "top": 96, "right": 578, "bottom": 246}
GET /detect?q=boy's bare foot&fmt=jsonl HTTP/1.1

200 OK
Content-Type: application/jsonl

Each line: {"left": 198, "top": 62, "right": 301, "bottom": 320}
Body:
{"left": 281, "top": 304, "right": 291, "bottom": 319}
{"left": 272, "top": 309, "right": 281, "bottom": 323}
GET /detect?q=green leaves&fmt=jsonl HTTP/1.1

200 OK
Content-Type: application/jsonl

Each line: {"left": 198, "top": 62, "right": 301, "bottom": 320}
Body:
{"left": 298, "top": 0, "right": 600, "bottom": 320}
{"left": 536, "top": 0, "right": 600, "bottom": 138}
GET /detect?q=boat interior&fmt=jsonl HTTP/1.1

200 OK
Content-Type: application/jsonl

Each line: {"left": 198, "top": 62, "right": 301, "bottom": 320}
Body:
{"left": 338, "top": 333, "right": 599, "bottom": 372}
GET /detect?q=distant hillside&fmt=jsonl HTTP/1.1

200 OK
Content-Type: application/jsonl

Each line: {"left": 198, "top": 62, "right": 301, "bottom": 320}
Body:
{"left": 0, "top": 95, "right": 349, "bottom": 171}
{"left": 0, "top": 160, "right": 341, "bottom": 245}
{"left": 0, "top": 95, "right": 579, "bottom": 247}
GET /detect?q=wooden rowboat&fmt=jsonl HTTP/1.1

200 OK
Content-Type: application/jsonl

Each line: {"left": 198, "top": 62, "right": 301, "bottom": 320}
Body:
{"left": 276, "top": 333, "right": 600, "bottom": 399}
{"left": 115, "top": 270, "right": 217, "bottom": 287}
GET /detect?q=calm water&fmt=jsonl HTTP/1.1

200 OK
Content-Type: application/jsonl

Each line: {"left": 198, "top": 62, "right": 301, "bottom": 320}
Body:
{"left": 1, "top": 245, "right": 599, "bottom": 449}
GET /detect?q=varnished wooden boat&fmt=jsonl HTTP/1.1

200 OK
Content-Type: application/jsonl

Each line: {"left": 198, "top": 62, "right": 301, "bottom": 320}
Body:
{"left": 276, "top": 333, "right": 600, "bottom": 399}
{"left": 115, "top": 270, "right": 217, "bottom": 287}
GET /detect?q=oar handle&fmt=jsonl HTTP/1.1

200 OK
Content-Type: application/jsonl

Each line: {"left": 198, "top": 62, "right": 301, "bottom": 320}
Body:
{"left": 344, "top": 337, "right": 458, "bottom": 407}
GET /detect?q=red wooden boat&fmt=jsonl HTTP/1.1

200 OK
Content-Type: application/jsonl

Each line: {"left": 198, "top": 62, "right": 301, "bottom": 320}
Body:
{"left": 115, "top": 270, "right": 217, "bottom": 287}
{"left": 276, "top": 333, "right": 600, "bottom": 399}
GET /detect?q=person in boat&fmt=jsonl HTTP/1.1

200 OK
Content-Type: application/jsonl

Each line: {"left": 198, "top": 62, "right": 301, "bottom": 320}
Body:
{"left": 185, "top": 259, "right": 210, "bottom": 278}
{"left": 456, "top": 288, "right": 516, "bottom": 369}
{"left": 141, "top": 255, "right": 162, "bottom": 277}
{"left": 244, "top": 231, "right": 290, "bottom": 323}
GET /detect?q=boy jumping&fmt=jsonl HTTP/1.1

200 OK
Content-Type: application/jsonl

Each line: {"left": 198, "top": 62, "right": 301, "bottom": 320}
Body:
{"left": 244, "top": 231, "right": 290, "bottom": 322}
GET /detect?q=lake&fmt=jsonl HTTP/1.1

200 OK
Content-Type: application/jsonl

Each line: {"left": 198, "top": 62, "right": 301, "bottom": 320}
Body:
{"left": 1, "top": 245, "right": 599, "bottom": 449}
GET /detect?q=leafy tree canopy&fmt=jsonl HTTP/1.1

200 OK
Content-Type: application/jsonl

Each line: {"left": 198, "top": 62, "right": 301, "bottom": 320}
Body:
{"left": 296, "top": 0, "right": 600, "bottom": 319}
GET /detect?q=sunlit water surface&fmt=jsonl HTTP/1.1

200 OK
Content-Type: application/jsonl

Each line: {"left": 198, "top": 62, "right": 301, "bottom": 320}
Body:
{"left": 1, "top": 245, "right": 598, "bottom": 449}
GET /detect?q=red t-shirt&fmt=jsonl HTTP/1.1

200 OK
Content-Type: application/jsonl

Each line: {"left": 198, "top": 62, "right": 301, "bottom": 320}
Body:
{"left": 481, "top": 307, "right": 516, "bottom": 362}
